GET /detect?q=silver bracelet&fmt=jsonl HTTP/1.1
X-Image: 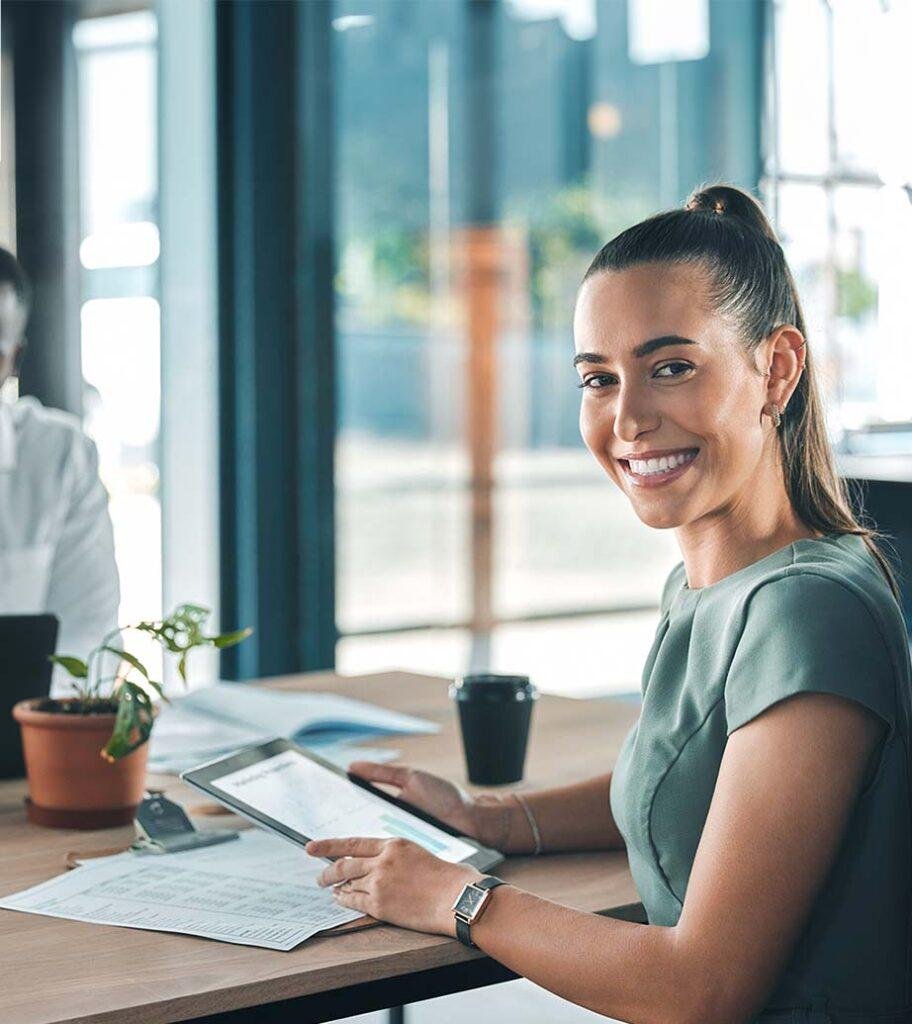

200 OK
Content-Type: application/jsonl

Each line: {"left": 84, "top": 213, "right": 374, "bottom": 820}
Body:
{"left": 513, "top": 791, "right": 543, "bottom": 855}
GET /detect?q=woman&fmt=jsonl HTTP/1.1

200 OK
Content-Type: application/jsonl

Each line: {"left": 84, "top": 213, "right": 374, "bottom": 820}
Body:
{"left": 307, "top": 185, "right": 912, "bottom": 1023}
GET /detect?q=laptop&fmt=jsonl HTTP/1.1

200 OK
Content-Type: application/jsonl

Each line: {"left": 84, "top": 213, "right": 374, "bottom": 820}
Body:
{"left": 0, "top": 614, "right": 59, "bottom": 778}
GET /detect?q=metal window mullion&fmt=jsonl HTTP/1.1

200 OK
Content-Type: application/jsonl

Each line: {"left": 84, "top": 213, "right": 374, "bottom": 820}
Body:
{"left": 216, "top": 0, "right": 336, "bottom": 679}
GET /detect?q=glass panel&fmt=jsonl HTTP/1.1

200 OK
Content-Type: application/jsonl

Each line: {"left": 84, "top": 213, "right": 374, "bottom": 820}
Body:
{"left": 830, "top": 185, "right": 881, "bottom": 429}
{"left": 80, "top": 297, "right": 162, "bottom": 669}
{"left": 831, "top": 0, "right": 912, "bottom": 183}
{"left": 75, "top": 13, "right": 159, "bottom": 265}
{"left": 74, "top": 13, "right": 161, "bottom": 673}
{"left": 773, "top": 182, "right": 837, "bottom": 433}
{"left": 492, "top": 0, "right": 681, "bottom": 620}
{"left": 334, "top": 0, "right": 470, "bottom": 634}
{"left": 333, "top": 0, "right": 757, "bottom": 668}
{"left": 336, "top": 447, "right": 470, "bottom": 632}
{"left": 775, "top": 181, "right": 912, "bottom": 432}
{"left": 865, "top": 185, "right": 912, "bottom": 425}
{"left": 494, "top": 452, "right": 678, "bottom": 619}
{"left": 771, "top": 2, "right": 912, "bottom": 432}
{"left": 337, "top": 609, "right": 659, "bottom": 698}
{"left": 774, "top": 0, "right": 830, "bottom": 176}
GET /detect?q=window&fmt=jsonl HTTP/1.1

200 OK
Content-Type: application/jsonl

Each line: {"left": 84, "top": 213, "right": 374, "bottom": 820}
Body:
{"left": 765, "top": 0, "right": 912, "bottom": 437}
{"left": 73, "top": 10, "right": 162, "bottom": 671}
{"left": 331, "top": 0, "right": 755, "bottom": 696}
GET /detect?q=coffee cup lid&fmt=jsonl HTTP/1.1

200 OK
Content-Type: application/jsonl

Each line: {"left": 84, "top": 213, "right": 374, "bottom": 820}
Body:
{"left": 449, "top": 674, "right": 537, "bottom": 701}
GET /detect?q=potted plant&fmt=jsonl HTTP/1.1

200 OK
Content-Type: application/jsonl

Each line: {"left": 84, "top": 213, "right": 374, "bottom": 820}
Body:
{"left": 12, "top": 604, "right": 250, "bottom": 829}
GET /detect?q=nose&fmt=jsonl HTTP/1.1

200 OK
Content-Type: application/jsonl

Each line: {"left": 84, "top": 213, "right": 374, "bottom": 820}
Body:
{"left": 613, "top": 381, "right": 660, "bottom": 444}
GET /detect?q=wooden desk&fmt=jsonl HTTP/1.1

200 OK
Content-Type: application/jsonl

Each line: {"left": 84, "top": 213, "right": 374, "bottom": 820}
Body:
{"left": 0, "top": 671, "right": 642, "bottom": 1024}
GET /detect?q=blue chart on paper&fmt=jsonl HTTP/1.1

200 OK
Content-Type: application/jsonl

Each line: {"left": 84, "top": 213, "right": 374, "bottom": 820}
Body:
{"left": 379, "top": 813, "right": 448, "bottom": 854}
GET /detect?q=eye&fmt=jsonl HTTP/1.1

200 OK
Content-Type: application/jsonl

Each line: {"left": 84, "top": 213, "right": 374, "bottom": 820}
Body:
{"left": 654, "top": 361, "right": 693, "bottom": 379}
{"left": 576, "top": 373, "right": 615, "bottom": 391}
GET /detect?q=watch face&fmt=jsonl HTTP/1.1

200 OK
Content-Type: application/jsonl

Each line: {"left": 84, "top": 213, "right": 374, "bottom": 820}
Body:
{"left": 454, "top": 884, "right": 489, "bottom": 920}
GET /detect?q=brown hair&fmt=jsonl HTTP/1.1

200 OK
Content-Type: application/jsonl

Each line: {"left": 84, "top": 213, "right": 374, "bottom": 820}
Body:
{"left": 583, "top": 182, "right": 901, "bottom": 601}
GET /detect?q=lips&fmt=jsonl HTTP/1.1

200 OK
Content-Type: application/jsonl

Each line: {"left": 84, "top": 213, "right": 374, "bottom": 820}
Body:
{"left": 617, "top": 446, "right": 699, "bottom": 465}
{"left": 618, "top": 447, "right": 700, "bottom": 487}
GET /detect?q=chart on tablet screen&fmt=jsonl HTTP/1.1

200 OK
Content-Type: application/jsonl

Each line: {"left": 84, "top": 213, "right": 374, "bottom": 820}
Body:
{"left": 211, "top": 749, "right": 476, "bottom": 862}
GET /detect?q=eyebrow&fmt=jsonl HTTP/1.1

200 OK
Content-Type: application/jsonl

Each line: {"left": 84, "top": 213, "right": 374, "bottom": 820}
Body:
{"left": 573, "top": 335, "right": 698, "bottom": 367}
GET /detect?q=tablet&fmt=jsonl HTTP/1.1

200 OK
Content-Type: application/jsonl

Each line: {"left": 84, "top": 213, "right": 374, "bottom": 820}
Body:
{"left": 181, "top": 738, "right": 504, "bottom": 872}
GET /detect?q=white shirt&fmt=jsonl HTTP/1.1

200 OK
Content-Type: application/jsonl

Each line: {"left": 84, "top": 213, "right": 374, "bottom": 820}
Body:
{"left": 0, "top": 396, "right": 120, "bottom": 693}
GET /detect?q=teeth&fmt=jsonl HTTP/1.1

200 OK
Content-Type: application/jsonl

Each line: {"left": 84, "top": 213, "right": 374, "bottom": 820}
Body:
{"left": 628, "top": 450, "right": 696, "bottom": 476}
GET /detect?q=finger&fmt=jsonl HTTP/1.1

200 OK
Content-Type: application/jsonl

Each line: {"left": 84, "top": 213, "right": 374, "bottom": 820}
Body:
{"left": 306, "top": 836, "right": 387, "bottom": 859}
{"left": 317, "top": 856, "right": 371, "bottom": 888}
{"left": 337, "top": 878, "right": 369, "bottom": 894}
{"left": 332, "top": 885, "right": 372, "bottom": 916}
{"left": 348, "top": 761, "right": 412, "bottom": 789}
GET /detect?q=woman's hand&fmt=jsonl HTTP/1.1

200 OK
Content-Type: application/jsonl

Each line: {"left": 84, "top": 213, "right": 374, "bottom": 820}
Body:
{"left": 307, "top": 835, "right": 482, "bottom": 935}
{"left": 348, "top": 761, "right": 477, "bottom": 838}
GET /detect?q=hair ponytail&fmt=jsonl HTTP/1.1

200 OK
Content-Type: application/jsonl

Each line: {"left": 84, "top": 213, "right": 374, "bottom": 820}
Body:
{"left": 583, "top": 182, "right": 901, "bottom": 601}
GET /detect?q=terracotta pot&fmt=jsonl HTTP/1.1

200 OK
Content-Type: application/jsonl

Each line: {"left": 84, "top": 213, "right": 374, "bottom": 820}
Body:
{"left": 12, "top": 698, "right": 152, "bottom": 829}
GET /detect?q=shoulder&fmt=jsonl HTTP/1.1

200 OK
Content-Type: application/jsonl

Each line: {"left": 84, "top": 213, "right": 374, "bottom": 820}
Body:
{"left": 12, "top": 397, "right": 98, "bottom": 467}
{"left": 13, "top": 395, "right": 86, "bottom": 438}
{"left": 734, "top": 536, "right": 901, "bottom": 652}
{"left": 723, "top": 550, "right": 907, "bottom": 738}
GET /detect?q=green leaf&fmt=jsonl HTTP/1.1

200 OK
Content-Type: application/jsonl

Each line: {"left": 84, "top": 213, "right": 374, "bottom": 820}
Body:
{"left": 102, "top": 682, "right": 154, "bottom": 762}
{"left": 175, "top": 603, "right": 210, "bottom": 619}
{"left": 102, "top": 646, "right": 150, "bottom": 681}
{"left": 48, "top": 655, "right": 89, "bottom": 679}
{"left": 144, "top": 678, "right": 170, "bottom": 703}
{"left": 211, "top": 627, "right": 253, "bottom": 649}
{"left": 118, "top": 608, "right": 250, "bottom": 699}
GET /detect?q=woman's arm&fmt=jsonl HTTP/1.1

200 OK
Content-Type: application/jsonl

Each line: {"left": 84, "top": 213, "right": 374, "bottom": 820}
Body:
{"left": 467, "top": 692, "right": 885, "bottom": 1023}
{"left": 473, "top": 773, "right": 625, "bottom": 853}
{"left": 314, "top": 692, "right": 884, "bottom": 1024}
{"left": 349, "top": 761, "right": 625, "bottom": 854}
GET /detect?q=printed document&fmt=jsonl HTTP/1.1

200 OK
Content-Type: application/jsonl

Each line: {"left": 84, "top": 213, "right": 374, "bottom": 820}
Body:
{"left": 149, "top": 683, "right": 436, "bottom": 774}
{"left": 0, "top": 830, "right": 361, "bottom": 951}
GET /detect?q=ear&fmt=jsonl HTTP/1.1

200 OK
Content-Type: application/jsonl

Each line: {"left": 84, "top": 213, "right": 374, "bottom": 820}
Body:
{"left": 761, "top": 325, "right": 806, "bottom": 411}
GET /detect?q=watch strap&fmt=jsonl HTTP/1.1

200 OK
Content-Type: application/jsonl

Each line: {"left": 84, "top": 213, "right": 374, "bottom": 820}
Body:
{"left": 474, "top": 876, "right": 505, "bottom": 892}
{"left": 454, "top": 876, "right": 505, "bottom": 948}
{"left": 455, "top": 915, "right": 474, "bottom": 947}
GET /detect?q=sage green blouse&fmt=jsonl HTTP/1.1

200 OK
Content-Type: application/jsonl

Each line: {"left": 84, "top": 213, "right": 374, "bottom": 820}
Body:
{"left": 609, "top": 533, "right": 912, "bottom": 1021}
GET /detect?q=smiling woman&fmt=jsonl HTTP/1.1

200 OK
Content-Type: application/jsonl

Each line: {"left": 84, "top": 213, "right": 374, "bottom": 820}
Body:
{"left": 315, "top": 185, "right": 912, "bottom": 1024}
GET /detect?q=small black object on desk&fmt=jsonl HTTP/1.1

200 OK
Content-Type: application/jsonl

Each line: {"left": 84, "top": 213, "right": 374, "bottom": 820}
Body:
{"left": 133, "top": 791, "right": 239, "bottom": 855}
{"left": 1, "top": 614, "right": 59, "bottom": 779}
{"left": 450, "top": 674, "right": 537, "bottom": 785}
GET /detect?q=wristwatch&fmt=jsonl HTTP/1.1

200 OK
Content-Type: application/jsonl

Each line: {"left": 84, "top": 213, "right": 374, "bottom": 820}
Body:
{"left": 452, "top": 875, "right": 506, "bottom": 947}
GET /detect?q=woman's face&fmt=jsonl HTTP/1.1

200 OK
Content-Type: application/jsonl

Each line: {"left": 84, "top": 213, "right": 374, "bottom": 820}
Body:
{"left": 574, "top": 261, "right": 776, "bottom": 532}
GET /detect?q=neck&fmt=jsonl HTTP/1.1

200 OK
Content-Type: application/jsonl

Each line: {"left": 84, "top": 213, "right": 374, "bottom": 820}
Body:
{"left": 675, "top": 454, "right": 822, "bottom": 589}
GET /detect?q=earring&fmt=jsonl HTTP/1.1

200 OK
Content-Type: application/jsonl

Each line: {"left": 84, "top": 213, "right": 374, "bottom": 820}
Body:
{"left": 763, "top": 402, "right": 782, "bottom": 429}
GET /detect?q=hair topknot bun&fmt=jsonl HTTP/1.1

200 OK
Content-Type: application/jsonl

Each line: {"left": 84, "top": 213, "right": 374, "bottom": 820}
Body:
{"left": 684, "top": 183, "right": 780, "bottom": 243}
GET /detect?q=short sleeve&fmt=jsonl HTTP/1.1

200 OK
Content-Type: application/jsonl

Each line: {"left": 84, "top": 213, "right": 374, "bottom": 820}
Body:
{"left": 724, "top": 573, "right": 896, "bottom": 738}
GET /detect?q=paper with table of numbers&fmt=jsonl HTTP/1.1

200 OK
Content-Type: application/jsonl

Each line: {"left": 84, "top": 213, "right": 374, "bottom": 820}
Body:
{"left": 0, "top": 830, "right": 362, "bottom": 950}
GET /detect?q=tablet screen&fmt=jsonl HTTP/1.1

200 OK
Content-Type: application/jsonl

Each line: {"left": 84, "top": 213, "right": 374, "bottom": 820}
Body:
{"left": 209, "top": 747, "right": 478, "bottom": 864}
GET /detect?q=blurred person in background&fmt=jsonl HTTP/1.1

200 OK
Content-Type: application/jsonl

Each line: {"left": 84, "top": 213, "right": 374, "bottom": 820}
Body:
{"left": 0, "top": 247, "right": 119, "bottom": 692}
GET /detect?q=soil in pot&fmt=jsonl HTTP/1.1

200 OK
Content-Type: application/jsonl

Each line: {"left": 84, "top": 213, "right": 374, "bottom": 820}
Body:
{"left": 13, "top": 697, "right": 152, "bottom": 829}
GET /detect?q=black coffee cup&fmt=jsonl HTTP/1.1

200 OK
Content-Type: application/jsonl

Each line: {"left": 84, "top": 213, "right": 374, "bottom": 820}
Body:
{"left": 449, "top": 673, "right": 537, "bottom": 785}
